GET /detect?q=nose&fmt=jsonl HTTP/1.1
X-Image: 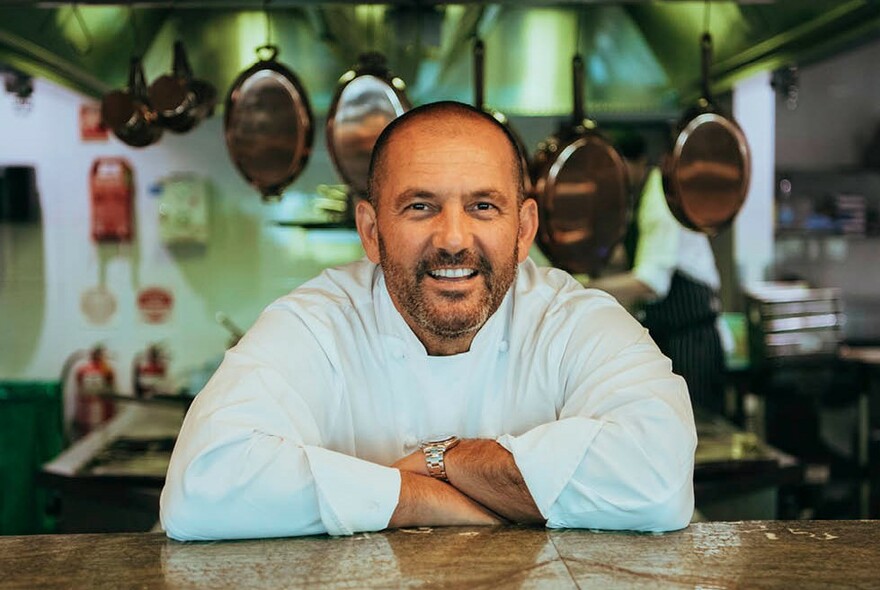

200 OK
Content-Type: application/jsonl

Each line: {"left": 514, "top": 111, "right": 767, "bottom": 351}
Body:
{"left": 432, "top": 207, "right": 473, "bottom": 253}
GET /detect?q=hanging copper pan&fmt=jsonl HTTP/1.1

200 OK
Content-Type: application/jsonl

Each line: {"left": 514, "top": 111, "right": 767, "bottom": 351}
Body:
{"left": 224, "top": 45, "right": 313, "bottom": 201}
{"left": 662, "top": 33, "right": 751, "bottom": 235}
{"left": 148, "top": 40, "right": 217, "bottom": 134}
{"left": 533, "top": 55, "right": 629, "bottom": 276}
{"left": 472, "top": 39, "right": 534, "bottom": 199}
{"left": 100, "top": 57, "right": 163, "bottom": 148}
{"left": 325, "top": 52, "right": 410, "bottom": 200}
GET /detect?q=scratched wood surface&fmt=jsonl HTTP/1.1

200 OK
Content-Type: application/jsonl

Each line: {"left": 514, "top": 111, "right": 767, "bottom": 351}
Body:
{"left": 0, "top": 521, "right": 876, "bottom": 589}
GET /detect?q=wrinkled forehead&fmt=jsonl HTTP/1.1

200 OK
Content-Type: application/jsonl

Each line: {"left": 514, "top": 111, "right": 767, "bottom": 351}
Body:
{"left": 373, "top": 114, "right": 520, "bottom": 198}
{"left": 387, "top": 113, "right": 504, "bottom": 153}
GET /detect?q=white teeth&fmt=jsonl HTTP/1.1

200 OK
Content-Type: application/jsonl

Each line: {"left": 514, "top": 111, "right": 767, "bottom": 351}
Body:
{"left": 429, "top": 268, "right": 476, "bottom": 279}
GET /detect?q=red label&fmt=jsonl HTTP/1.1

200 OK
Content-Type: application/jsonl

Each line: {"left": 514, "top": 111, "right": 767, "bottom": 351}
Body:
{"left": 90, "top": 157, "right": 133, "bottom": 242}
{"left": 80, "top": 103, "right": 108, "bottom": 141}
{"left": 137, "top": 287, "right": 174, "bottom": 324}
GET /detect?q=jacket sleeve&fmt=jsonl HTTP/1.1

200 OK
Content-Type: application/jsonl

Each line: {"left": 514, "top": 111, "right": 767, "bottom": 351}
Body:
{"left": 159, "top": 307, "right": 401, "bottom": 541}
{"left": 497, "top": 295, "right": 697, "bottom": 532}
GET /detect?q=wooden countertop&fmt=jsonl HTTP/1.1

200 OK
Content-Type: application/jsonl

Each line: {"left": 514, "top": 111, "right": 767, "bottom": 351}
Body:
{"left": 2, "top": 521, "right": 877, "bottom": 589}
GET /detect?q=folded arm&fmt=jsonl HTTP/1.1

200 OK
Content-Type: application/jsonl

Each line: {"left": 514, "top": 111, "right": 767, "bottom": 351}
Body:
{"left": 159, "top": 363, "right": 402, "bottom": 540}
{"left": 396, "top": 297, "right": 695, "bottom": 533}
{"left": 500, "top": 298, "right": 697, "bottom": 532}
{"left": 160, "top": 309, "right": 405, "bottom": 541}
{"left": 394, "top": 440, "right": 542, "bottom": 524}
{"left": 388, "top": 471, "right": 505, "bottom": 528}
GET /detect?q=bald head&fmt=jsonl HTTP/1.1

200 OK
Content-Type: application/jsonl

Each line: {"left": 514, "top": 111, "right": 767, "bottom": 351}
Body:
{"left": 367, "top": 101, "right": 525, "bottom": 208}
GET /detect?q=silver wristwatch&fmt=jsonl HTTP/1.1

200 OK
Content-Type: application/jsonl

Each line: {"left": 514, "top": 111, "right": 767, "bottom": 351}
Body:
{"left": 419, "top": 435, "right": 460, "bottom": 481}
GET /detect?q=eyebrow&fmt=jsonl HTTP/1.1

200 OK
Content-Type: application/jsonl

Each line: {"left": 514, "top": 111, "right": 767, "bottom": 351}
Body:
{"left": 392, "top": 188, "right": 509, "bottom": 209}
{"left": 392, "top": 189, "right": 434, "bottom": 209}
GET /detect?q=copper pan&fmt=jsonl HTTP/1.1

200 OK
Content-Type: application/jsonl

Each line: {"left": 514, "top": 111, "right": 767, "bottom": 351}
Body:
{"left": 325, "top": 52, "right": 410, "bottom": 201}
{"left": 224, "top": 45, "right": 314, "bottom": 201}
{"left": 533, "top": 55, "right": 629, "bottom": 276}
{"left": 662, "top": 33, "right": 751, "bottom": 235}
{"left": 148, "top": 40, "right": 216, "bottom": 134}
{"left": 101, "top": 57, "right": 163, "bottom": 148}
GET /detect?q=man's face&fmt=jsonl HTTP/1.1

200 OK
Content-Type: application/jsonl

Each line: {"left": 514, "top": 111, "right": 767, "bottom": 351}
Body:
{"left": 357, "top": 116, "right": 537, "bottom": 349}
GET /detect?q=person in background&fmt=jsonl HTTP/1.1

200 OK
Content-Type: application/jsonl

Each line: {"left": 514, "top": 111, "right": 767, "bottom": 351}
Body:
{"left": 589, "top": 131, "right": 725, "bottom": 414}
{"left": 160, "top": 102, "right": 696, "bottom": 541}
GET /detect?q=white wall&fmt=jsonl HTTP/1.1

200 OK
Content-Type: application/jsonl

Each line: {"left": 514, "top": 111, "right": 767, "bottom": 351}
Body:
{"left": 0, "top": 78, "right": 364, "bottom": 391}
{"left": 733, "top": 70, "right": 776, "bottom": 288}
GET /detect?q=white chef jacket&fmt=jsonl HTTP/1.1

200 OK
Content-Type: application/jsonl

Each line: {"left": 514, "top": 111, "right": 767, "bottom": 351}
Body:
{"left": 632, "top": 168, "right": 721, "bottom": 299}
{"left": 160, "top": 257, "right": 697, "bottom": 541}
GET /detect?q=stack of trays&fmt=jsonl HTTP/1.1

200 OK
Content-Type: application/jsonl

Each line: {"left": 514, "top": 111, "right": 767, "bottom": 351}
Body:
{"left": 745, "top": 283, "right": 844, "bottom": 368}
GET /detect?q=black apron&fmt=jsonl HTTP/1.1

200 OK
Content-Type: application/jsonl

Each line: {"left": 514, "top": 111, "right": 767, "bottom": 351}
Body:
{"left": 622, "top": 176, "right": 724, "bottom": 413}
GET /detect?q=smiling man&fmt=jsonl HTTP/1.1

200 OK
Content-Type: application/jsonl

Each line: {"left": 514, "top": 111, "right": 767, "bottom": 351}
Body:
{"left": 160, "top": 102, "right": 697, "bottom": 540}
{"left": 360, "top": 105, "right": 528, "bottom": 357}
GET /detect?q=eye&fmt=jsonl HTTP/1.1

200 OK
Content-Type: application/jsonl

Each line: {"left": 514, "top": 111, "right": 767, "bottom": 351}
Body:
{"left": 402, "top": 201, "right": 436, "bottom": 216}
{"left": 471, "top": 201, "right": 501, "bottom": 215}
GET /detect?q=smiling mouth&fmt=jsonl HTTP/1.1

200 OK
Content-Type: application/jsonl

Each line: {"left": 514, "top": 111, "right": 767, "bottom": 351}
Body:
{"left": 427, "top": 267, "right": 479, "bottom": 281}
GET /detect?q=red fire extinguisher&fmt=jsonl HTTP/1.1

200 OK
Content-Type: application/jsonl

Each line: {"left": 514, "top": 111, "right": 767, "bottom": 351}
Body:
{"left": 133, "top": 344, "right": 168, "bottom": 399}
{"left": 90, "top": 157, "right": 134, "bottom": 242}
{"left": 73, "top": 345, "right": 117, "bottom": 438}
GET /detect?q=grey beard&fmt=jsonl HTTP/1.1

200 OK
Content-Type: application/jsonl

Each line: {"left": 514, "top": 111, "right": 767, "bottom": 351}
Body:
{"left": 378, "top": 238, "right": 518, "bottom": 341}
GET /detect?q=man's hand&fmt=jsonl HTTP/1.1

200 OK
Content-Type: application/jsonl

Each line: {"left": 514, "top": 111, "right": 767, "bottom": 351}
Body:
{"left": 392, "top": 450, "right": 428, "bottom": 476}
{"left": 393, "top": 440, "right": 544, "bottom": 525}
{"left": 388, "top": 471, "right": 505, "bottom": 529}
{"left": 445, "top": 440, "right": 544, "bottom": 524}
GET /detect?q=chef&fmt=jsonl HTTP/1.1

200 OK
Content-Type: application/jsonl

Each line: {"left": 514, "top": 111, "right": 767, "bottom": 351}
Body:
{"left": 160, "top": 103, "right": 696, "bottom": 540}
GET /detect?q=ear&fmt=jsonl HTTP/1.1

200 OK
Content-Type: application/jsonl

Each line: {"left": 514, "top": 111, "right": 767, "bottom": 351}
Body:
{"left": 356, "top": 198, "right": 381, "bottom": 264}
{"left": 517, "top": 198, "right": 539, "bottom": 263}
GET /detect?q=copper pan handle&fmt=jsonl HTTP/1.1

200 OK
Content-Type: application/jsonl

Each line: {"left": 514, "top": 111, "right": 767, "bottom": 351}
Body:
{"left": 128, "top": 57, "right": 148, "bottom": 100}
{"left": 473, "top": 38, "right": 485, "bottom": 111}
{"left": 172, "top": 40, "right": 194, "bottom": 81}
{"left": 572, "top": 54, "right": 585, "bottom": 127}
{"left": 700, "top": 32, "right": 713, "bottom": 103}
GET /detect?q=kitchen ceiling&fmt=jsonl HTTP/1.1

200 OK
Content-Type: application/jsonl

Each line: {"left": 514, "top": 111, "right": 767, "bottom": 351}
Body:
{"left": 1, "top": 1, "right": 880, "bottom": 118}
